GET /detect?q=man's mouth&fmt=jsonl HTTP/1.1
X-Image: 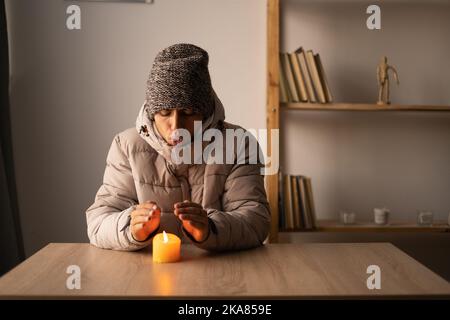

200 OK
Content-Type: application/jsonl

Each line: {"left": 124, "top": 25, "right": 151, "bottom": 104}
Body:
{"left": 169, "top": 130, "right": 184, "bottom": 146}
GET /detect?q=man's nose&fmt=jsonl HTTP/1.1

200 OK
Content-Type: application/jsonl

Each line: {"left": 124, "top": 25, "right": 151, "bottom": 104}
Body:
{"left": 169, "top": 110, "right": 181, "bottom": 130}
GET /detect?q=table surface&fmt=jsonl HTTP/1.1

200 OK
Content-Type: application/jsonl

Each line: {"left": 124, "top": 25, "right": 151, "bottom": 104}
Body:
{"left": 0, "top": 243, "right": 449, "bottom": 298}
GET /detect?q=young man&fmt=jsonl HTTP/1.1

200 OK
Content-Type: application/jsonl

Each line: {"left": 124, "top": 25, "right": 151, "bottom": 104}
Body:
{"left": 86, "top": 43, "right": 270, "bottom": 252}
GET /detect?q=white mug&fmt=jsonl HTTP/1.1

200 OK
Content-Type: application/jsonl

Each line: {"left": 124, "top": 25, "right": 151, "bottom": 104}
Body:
{"left": 417, "top": 211, "right": 433, "bottom": 226}
{"left": 374, "top": 208, "right": 390, "bottom": 225}
{"left": 340, "top": 211, "right": 356, "bottom": 225}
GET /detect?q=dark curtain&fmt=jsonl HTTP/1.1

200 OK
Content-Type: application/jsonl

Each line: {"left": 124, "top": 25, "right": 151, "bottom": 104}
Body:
{"left": 0, "top": 0, "right": 25, "bottom": 276}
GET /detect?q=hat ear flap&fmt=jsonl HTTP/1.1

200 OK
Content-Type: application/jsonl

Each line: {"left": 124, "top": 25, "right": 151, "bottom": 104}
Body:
{"left": 144, "top": 102, "right": 155, "bottom": 121}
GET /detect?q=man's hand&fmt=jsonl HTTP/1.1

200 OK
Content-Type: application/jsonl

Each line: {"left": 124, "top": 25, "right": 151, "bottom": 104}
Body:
{"left": 130, "top": 201, "right": 161, "bottom": 241}
{"left": 174, "top": 200, "right": 210, "bottom": 242}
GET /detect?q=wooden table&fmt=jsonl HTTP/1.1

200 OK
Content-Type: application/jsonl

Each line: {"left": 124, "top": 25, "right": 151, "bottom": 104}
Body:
{"left": 0, "top": 243, "right": 449, "bottom": 298}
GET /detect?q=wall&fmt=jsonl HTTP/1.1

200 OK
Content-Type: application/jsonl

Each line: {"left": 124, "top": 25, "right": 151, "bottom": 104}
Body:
{"left": 280, "top": 0, "right": 450, "bottom": 222}
{"left": 6, "top": 0, "right": 266, "bottom": 257}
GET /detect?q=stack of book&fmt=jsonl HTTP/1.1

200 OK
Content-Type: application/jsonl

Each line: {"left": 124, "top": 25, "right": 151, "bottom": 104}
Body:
{"left": 278, "top": 173, "right": 317, "bottom": 231}
{"left": 279, "top": 47, "right": 333, "bottom": 104}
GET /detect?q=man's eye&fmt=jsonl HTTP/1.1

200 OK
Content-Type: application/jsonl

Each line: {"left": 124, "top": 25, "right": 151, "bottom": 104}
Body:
{"left": 183, "top": 109, "right": 194, "bottom": 116}
{"left": 159, "top": 110, "right": 171, "bottom": 116}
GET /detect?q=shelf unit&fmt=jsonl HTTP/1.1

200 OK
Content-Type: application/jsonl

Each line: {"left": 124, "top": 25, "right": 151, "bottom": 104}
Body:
{"left": 265, "top": 0, "right": 450, "bottom": 242}
{"left": 283, "top": 103, "right": 450, "bottom": 112}
{"left": 282, "top": 220, "right": 450, "bottom": 233}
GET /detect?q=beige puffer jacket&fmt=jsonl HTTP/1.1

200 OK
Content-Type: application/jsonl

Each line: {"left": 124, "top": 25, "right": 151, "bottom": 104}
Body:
{"left": 85, "top": 92, "right": 270, "bottom": 252}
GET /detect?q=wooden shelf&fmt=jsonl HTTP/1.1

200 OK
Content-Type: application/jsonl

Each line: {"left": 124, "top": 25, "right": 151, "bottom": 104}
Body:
{"left": 280, "top": 220, "right": 450, "bottom": 233}
{"left": 282, "top": 102, "right": 450, "bottom": 112}
{"left": 265, "top": 0, "right": 450, "bottom": 242}
{"left": 266, "top": 0, "right": 280, "bottom": 242}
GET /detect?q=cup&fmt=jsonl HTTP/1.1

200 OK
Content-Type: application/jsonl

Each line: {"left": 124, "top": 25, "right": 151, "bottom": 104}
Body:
{"left": 374, "top": 207, "right": 390, "bottom": 225}
{"left": 417, "top": 211, "right": 433, "bottom": 226}
{"left": 340, "top": 211, "right": 356, "bottom": 225}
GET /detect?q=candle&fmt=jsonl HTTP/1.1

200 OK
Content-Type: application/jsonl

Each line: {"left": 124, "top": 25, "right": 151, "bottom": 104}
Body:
{"left": 153, "top": 231, "right": 181, "bottom": 263}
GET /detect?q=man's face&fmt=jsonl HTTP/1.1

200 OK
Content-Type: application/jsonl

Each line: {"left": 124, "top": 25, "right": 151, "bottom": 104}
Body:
{"left": 154, "top": 108, "right": 203, "bottom": 146}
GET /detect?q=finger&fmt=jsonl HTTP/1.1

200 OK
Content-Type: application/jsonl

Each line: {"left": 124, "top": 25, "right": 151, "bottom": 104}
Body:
{"left": 178, "top": 213, "right": 208, "bottom": 225}
{"left": 137, "top": 202, "right": 157, "bottom": 210}
{"left": 174, "top": 201, "right": 203, "bottom": 209}
{"left": 131, "top": 208, "right": 153, "bottom": 218}
{"left": 136, "top": 204, "right": 154, "bottom": 211}
{"left": 175, "top": 207, "right": 206, "bottom": 216}
{"left": 174, "top": 201, "right": 200, "bottom": 208}
{"left": 132, "top": 208, "right": 161, "bottom": 219}
{"left": 132, "top": 223, "right": 144, "bottom": 231}
{"left": 131, "top": 216, "right": 150, "bottom": 226}
{"left": 137, "top": 201, "right": 155, "bottom": 208}
{"left": 186, "top": 220, "right": 205, "bottom": 230}
{"left": 150, "top": 208, "right": 161, "bottom": 217}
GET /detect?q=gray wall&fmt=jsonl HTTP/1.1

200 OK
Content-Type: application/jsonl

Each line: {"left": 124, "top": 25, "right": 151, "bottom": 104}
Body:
{"left": 6, "top": 0, "right": 266, "bottom": 257}
{"left": 281, "top": 0, "right": 450, "bottom": 222}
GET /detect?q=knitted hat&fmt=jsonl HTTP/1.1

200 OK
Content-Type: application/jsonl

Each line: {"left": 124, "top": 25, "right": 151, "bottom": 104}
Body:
{"left": 145, "top": 43, "right": 215, "bottom": 119}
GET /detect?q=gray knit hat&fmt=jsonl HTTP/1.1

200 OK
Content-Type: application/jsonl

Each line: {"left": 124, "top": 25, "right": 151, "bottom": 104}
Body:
{"left": 145, "top": 43, "right": 215, "bottom": 119}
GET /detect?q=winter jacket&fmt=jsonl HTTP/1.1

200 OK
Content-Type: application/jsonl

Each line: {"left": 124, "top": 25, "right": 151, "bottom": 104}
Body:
{"left": 85, "top": 91, "right": 270, "bottom": 251}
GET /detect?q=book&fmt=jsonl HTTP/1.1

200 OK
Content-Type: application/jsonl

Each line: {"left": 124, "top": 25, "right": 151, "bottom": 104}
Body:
{"left": 279, "top": 54, "right": 289, "bottom": 103}
{"left": 306, "top": 50, "right": 327, "bottom": 103}
{"left": 314, "top": 53, "right": 333, "bottom": 103}
{"left": 283, "top": 174, "right": 294, "bottom": 229}
{"left": 281, "top": 53, "right": 300, "bottom": 102}
{"left": 295, "top": 47, "right": 317, "bottom": 103}
{"left": 291, "top": 175, "right": 300, "bottom": 229}
{"left": 289, "top": 52, "right": 308, "bottom": 102}
{"left": 297, "top": 176, "right": 309, "bottom": 229}
{"left": 279, "top": 70, "right": 288, "bottom": 103}
{"left": 295, "top": 176, "right": 303, "bottom": 229}
{"left": 279, "top": 53, "right": 292, "bottom": 102}
{"left": 278, "top": 171, "right": 285, "bottom": 229}
{"left": 279, "top": 173, "right": 317, "bottom": 231}
{"left": 304, "top": 177, "right": 317, "bottom": 229}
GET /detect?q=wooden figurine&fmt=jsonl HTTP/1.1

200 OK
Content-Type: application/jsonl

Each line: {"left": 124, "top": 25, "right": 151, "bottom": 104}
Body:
{"left": 377, "top": 56, "right": 399, "bottom": 105}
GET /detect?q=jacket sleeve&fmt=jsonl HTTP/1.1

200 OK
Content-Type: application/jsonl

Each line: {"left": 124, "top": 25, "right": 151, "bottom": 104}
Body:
{"left": 85, "top": 134, "right": 153, "bottom": 251}
{"left": 185, "top": 160, "right": 271, "bottom": 252}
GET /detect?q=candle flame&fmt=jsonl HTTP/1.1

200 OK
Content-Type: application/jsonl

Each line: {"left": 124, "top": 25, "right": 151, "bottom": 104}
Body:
{"left": 163, "top": 230, "right": 168, "bottom": 243}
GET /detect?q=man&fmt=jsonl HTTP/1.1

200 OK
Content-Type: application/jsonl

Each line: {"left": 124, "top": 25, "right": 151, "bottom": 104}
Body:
{"left": 86, "top": 43, "right": 270, "bottom": 252}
